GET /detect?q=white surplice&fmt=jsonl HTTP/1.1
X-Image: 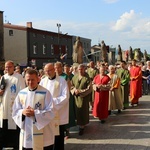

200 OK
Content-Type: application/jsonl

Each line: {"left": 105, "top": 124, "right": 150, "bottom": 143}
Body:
{"left": 39, "top": 76, "right": 69, "bottom": 126}
{"left": 0, "top": 73, "right": 25, "bottom": 129}
{"left": 12, "top": 85, "right": 55, "bottom": 149}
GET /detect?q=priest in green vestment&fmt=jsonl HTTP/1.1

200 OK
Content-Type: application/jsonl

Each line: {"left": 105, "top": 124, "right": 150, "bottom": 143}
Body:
{"left": 71, "top": 64, "right": 92, "bottom": 136}
{"left": 116, "top": 61, "right": 130, "bottom": 109}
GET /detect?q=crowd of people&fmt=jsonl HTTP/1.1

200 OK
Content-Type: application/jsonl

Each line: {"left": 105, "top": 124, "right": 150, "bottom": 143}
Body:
{"left": 0, "top": 59, "right": 150, "bottom": 149}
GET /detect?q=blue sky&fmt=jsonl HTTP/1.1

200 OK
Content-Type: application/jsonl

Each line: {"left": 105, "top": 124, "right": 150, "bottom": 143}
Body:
{"left": 1, "top": 0, "right": 150, "bottom": 53}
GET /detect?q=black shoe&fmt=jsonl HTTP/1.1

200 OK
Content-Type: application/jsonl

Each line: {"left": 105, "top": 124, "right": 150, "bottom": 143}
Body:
{"left": 79, "top": 128, "right": 84, "bottom": 136}
{"left": 65, "top": 130, "right": 70, "bottom": 138}
{"left": 108, "top": 110, "right": 111, "bottom": 115}
{"left": 123, "top": 107, "right": 127, "bottom": 110}
{"left": 118, "top": 109, "right": 121, "bottom": 113}
{"left": 100, "top": 120, "right": 105, "bottom": 124}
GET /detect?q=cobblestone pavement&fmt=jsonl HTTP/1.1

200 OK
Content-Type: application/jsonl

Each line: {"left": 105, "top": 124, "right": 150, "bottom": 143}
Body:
{"left": 65, "top": 95, "right": 150, "bottom": 150}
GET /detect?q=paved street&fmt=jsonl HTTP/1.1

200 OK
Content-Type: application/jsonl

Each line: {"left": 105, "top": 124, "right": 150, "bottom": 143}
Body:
{"left": 65, "top": 95, "right": 150, "bottom": 150}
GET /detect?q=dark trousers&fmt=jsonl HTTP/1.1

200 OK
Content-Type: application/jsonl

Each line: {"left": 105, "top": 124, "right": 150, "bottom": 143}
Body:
{"left": 142, "top": 80, "right": 148, "bottom": 94}
{"left": 23, "top": 145, "right": 54, "bottom": 150}
{"left": 53, "top": 125, "right": 65, "bottom": 150}
{"left": 0, "top": 119, "right": 20, "bottom": 150}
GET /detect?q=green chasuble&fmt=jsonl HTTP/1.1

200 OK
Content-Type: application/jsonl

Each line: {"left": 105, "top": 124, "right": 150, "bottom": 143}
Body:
{"left": 71, "top": 73, "right": 92, "bottom": 125}
{"left": 86, "top": 67, "right": 99, "bottom": 102}
{"left": 86, "top": 67, "right": 99, "bottom": 80}
{"left": 116, "top": 68, "right": 130, "bottom": 108}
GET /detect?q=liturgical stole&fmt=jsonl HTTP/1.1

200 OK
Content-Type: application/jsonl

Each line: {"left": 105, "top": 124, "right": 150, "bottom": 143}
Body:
{"left": 19, "top": 87, "right": 45, "bottom": 150}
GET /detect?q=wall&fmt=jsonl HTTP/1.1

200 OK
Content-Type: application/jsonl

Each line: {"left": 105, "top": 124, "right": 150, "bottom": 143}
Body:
{"left": 4, "top": 26, "right": 27, "bottom": 66}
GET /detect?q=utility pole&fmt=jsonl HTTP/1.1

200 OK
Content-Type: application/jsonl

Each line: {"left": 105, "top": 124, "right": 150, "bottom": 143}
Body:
{"left": 57, "top": 23, "right": 61, "bottom": 54}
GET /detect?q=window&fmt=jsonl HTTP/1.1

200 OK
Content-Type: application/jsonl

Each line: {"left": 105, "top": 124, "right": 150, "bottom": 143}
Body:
{"left": 33, "top": 43, "right": 37, "bottom": 54}
{"left": 43, "top": 44, "right": 46, "bottom": 54}
{"left": 87, "top": 43, "right": 89, "bottom": 48}
{"left": 33, "top": 33, "right": 37, "bottom": 38}
{"left": 51, "top": 44, "right": 54, "bottom": 55}
{"left": 65, "top": 46, "right": 68, "bottom": 58}
{"left": 59, "top": 45, "right": 61, "bottom": 52}
{"left": 9, "top": 30, "right": 13, "bottom": 36}
{"left": 66, "top": 46, "right": 68, "bottom": 53}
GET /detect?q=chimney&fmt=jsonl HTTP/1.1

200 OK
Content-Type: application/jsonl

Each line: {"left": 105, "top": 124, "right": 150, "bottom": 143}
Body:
{"left": 27, "top": 22, "right": 32, "bottom": 28}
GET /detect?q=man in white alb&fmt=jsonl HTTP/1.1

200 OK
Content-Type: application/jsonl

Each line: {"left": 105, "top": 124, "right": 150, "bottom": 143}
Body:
{"left": 12, "top": 69, "right": 55, "bottom": 150}
{"left": 0, "top": 60, "right": 25, "bottom": 149}
{"left": 39, "top": 63, "right": 69, "bottom": 150}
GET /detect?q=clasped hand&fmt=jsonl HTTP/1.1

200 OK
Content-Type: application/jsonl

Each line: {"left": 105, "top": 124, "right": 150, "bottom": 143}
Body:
{"left": 96, "top": 84, "right": 102, "bottom": 89}
{"left": 22, "top": 106, "right": 35, "bottom": 117}
{"left": 0, "top": 89, "right": 4, "bottom": 96}
{"left": 75, "top": 89, "right": 80, "bottom": 95}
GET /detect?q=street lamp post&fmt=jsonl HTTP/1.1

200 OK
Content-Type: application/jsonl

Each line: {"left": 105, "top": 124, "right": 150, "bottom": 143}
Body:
{"left": 57, "top": 23, "right": 61, "bottom": 33}
{"left": 57, "top": 23, "right": 61, "bottom": 55}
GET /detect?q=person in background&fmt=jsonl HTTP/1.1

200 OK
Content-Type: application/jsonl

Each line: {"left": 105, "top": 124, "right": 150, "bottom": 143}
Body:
{"left": 0, "top": 60, "right": 25, "bottom": 150}
{"left": 72, "top": 63, "right": 79, "bottom": 75}
{"left": 116, "top": 61, "right": 130, "bottom": 109}
{"left": 63, "top": 64, "right": 76, "bottom": 138}
{"left": 12, "top": 69, "right": 55, "bottom": 150}
{"left": 54, "top": 61, "right": 69, "bottom": 84}
{"left": 146, "top": 61, "right": 150, "bottom": 93}
{"left": 86, "top": 61, "right": 99, "bottom": 110}
{"left": 141, "top": 66, "right": 149, "bottom": 95}
{"left": 40, "top": 63, "right": 69, "bottom": 150}
{"left": 92, "top": 65, "right": 111, "bottom": 123}
{"left": 71, "top": 64, "right": 92, "bottom": 135}
{"left": 15, "top": 65, "right": 21, "bottom": 74}
{"left": 54, "top": 62, "right": 74, "bottom": 138}
{"left": 38, "top": 69, "right": 45, "bottom": 79}
{"left": 129, "top": 59, "right": 142, "bottom": 106}
{"left": 96, "top": 61, "right": 101, "bottom": 70}
{"left": 104, "top": 62, "right": 109, "bottom": 74}
{"left": 127, "top": 62, "right": 132, "bottom": 71}
{"left": 107, "top": 65, "right": 123, "bottom": 115}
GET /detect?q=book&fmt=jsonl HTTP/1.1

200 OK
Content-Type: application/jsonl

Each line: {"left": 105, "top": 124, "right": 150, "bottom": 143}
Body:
{"left": 0, "top": 76, "right": 6, "bottom": 90}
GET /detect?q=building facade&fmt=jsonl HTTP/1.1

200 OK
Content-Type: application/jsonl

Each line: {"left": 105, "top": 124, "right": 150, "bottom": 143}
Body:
{"left": 4, "top": 23, "right": 27, "bottom": 66}
{"left": 4, "top": 22, "right": 72, "bottom": 69}
{"left": 0, "top": 11, "right": 4, "bottom": 73}
{"left": 4, "top": 22, "right": 91, "bottom": 69}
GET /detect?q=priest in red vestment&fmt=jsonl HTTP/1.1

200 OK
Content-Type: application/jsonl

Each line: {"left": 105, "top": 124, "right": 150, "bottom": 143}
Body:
{"left": 92, "top": 65, "right": 111, "bottom": 123}
{"left": 129, "top": 59, "right": 142, "bottom": 106}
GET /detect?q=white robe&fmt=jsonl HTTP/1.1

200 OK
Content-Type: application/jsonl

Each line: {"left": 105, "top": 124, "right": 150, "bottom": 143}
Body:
{"left": 39, "top": 76, "right": 69, "bottom": 125}
{"left": 0, "top": 73, "right": 25, "bottom": 129}
{"left": 12, "top": 85, "right": 55, "bottom": 148}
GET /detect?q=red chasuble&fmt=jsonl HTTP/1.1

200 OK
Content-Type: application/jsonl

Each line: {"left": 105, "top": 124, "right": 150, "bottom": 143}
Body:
{"left": 130, "top": 66, "right": 142, "bottom": 104}
{"left": 92, "top": 74, "right": 110, "bottom": 120}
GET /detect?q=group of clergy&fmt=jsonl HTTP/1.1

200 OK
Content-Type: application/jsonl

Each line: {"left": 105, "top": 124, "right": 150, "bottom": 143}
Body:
{"left": 92, "top": 59, "right": 143, "bottom": 124}
{"left": 0, "top": 58, "right": 146, "bottom": 150}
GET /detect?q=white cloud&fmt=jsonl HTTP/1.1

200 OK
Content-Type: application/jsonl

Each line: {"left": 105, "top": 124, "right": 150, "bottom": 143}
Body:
{"left": 111, "top": 10, "right": 139, "bottom": 31}
{"left": 111, "top": 10, "right": 150, "bottom": 40}
{"left": 110, "top": 10, "right": 150, "bottom": 51}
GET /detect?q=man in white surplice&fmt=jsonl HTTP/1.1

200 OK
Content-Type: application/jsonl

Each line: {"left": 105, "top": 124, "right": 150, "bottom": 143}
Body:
{"left": 39, "top": 63, "right": 69, "bottom": 150}
{"left": 0, "top": 60, "right": 25, "bottom": 149}
{"left": 12, "top": 69, "right": 55, "bottom": 150}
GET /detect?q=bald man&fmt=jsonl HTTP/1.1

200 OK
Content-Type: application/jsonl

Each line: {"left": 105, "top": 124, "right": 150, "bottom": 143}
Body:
{"left": 39, "top": 63, "right": 69, "bottom": 150}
